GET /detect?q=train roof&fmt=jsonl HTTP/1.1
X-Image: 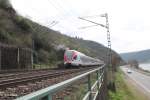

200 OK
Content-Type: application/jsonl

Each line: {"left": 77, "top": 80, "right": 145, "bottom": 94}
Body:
{"left": 65, "top": 49, "right": 85, "bottom": 55}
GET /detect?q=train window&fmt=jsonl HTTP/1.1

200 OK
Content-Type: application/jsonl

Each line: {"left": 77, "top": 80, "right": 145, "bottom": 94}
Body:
{"left": 73, "top": 55, "right": 77, "bottom": 60}
{"left": 65, "top": 51, "right": 73, "bottom": 60}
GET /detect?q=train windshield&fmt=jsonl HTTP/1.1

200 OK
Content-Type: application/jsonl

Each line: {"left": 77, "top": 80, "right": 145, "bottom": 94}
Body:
{"left": 65, "top": 50, "right": 73, "bottom": 61}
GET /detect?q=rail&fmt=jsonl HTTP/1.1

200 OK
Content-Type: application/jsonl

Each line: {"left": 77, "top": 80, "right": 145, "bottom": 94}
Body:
{"left": 15, "top": 64, "right": 105, "bottom": 100}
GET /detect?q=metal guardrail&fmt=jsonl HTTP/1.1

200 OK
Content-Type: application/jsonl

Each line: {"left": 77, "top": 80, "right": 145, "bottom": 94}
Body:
{"left": 15, "top": 65, "right": 105, "bottom": 100}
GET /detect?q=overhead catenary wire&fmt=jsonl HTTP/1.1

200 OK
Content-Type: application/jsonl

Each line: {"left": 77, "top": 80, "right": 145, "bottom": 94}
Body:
{"left": 52, "top": 0, "right": 74, "bottom": 16}
{"left": 47, "top": 0, "right": 86, "bottom": 38}
{"left": 47, "top": 0, "right": 65, "bottom": 20}
{"left": 47, "top": 0, "right": 76, "bottom": 20}
{"left": 52, "top": 0, "right": 80, "bottom": 27}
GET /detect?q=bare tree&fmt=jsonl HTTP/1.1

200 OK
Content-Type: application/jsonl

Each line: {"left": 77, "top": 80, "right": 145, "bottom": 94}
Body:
{"left": 128, "top": 59, "right": 139, "bottom": 69}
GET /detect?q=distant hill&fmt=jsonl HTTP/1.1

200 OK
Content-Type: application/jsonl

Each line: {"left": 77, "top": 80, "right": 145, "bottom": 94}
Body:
{"left": 0, "top": 0, "right": 123, "bottom": 67}
{"left": 120, "top": 49, "right": 150, "bottom": 63}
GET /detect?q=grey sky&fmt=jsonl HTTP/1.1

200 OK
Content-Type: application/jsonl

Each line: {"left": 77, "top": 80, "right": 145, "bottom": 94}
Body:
{"left": 10, "top": 0, "right": 150, "bottom": 53}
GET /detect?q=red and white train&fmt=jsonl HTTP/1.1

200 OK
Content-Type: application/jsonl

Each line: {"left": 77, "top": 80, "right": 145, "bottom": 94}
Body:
{"left": 64, "top": 49, "right": 104, "bottom": 67}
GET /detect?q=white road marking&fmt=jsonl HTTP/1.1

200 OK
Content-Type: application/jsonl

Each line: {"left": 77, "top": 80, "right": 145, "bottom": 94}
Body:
{"left": 128, "top": 74, "right": 150, "bottom": 93}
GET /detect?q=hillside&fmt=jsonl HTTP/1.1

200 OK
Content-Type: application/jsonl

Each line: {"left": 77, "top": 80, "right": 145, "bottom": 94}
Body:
{"left": 0, "top": 0, "right": 123, "bottom": 67}
{"left": 120, "top": 49, "right": 150, "bottom": 63}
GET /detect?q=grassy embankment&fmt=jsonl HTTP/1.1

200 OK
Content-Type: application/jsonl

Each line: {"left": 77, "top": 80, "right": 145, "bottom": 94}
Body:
{"left": 109, "top": 69, "right": 148, "bottom": 100}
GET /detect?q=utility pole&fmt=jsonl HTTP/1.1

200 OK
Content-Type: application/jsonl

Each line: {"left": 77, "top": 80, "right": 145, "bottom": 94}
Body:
{"left": 104, "top": 14, "right": 114, "bottom": 89}
{"left": 78, "top": 13, "right": 111, "bottom": 66}
{"left": 79, "top": 13, "right": 113, "bottom": 88}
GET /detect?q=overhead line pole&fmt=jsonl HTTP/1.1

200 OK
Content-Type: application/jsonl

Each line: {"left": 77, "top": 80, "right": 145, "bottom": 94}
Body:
{"left": 105, "top": 14, "right": 113, "bottom": 87}
{"left": 78, "top": 13, "right": 113, "bottom": 86}
{"left": 78, "top": 13, "right": 112, "bottom": 66}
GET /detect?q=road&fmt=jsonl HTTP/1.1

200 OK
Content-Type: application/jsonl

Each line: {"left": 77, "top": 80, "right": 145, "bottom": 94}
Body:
{"left": 121, "top": 66, "right": 150, "bottom": 95}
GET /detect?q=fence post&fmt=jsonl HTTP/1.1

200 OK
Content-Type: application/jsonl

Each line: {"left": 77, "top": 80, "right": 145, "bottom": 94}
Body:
{"left": 31, "top": 50, "right": 33, "bottom": 69}
{"left": 47, "top": 95, "right": 52, "bottom": 100}
{"left": 100, "top": 67, "right": 103, "bottom": 83}
{"left": 96, "top": 70, "right": 99, "bottom": 91}
{"left": 0, "top": 48, "right": 1, "bottom": 70}
{"left": 17, "top": 48, "right": 20, "bottom": 69}
{"left": 88, "top": 74, "right": 92, "bottom": 100}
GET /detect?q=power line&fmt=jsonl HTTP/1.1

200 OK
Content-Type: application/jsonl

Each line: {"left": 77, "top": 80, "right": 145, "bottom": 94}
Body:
{"left": 47, "top": 0, "right": 74, "bottom": 20}
{"left": 49, "top": 21, "right": 59, "bottom": 27}
{"left": 47, "top": 0, "right": 79, "bottom": 32}
{"left": 47, "top": 0, "right": 71, "bottom": 23}
{"left": 53, "top": 0, "right": 74, "bottom": 16}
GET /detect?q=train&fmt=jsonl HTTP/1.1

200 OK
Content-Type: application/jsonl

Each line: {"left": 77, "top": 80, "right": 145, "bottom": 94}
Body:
{"left": 64, "top": 49, "right": 104, "bottom": 67}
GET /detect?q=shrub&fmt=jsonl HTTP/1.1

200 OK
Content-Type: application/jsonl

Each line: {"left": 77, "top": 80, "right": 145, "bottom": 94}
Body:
{"left": 37, "top": 49, "right": 50, "bottom": 64}
{"left": 0, "top": 29, "right": 11, "bottom": 42}
{"left": 0, "top": 0, "right": 11, "bottom": 9}
{"left": 13, "top": 16, "right": 32, "bottom": 32}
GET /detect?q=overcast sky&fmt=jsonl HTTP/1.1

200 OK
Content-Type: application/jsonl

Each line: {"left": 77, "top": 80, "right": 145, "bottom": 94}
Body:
{"left": 10, "top": 0, "right": 150, "bottom": 53}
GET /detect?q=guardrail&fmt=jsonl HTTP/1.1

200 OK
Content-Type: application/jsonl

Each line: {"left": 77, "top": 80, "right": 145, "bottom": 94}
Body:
{"left": 16, "top": 65, "right": 105, "bottom": 100}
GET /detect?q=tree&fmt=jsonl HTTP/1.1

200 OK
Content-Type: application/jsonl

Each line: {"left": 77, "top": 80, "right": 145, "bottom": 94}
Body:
{"left": 0, "top": 0, "right": 11, "bottom": 9}
{"left": 128, "top": 60, "right": 139, "bottom": 69}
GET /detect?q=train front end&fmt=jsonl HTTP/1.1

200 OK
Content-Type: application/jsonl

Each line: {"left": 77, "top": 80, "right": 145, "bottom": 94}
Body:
{"left": 64, "top": 50, "right": 80, "bottom": 67}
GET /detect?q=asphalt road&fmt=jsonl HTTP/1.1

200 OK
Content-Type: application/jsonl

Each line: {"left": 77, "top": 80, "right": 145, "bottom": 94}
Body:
{"left": 121, "top": 66, "right": 150, "bottom": 94}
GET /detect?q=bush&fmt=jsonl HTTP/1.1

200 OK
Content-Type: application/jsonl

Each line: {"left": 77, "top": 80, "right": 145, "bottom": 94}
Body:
{"left": 13, "top": 16, "right": 32, "bottom": 32}
{"left": 37, "top": 49, "right": 50, "bottom": 64}
{"left": 0, "top": 29, "right": 11, "bottom": 43}
{"left": 48, "top": 50, "right": 57, "bottom": 64}
{"left": 0, "top": 0, "right": 11, "bottom": 9}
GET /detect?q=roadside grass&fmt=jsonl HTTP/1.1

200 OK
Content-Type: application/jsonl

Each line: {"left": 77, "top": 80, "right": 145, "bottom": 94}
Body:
{"left": 109, "top": 69, "right": 148, "bottom": 100}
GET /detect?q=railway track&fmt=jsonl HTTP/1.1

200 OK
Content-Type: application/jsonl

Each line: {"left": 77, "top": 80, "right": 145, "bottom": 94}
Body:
{"left": 0, "top": 67, "right": 97, "bottom": 89}
{"left": 0, "top": 66, "right": 98, "bottom": 99}
{"left": 0, "top": 68, "right": 59, "bottom": 74}
{"left": 0, "top": 69, "right": 59, "bottom": 80}
{"left": 0, "top": 68, "right": 60, "bottom": 77}
{"left": 0, "top": 70, "right": 76, "bottom": 88}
